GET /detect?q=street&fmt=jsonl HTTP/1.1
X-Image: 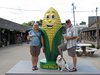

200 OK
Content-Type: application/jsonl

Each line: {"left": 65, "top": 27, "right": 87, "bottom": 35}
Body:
{"left": 0, "top": 43, "right": 100, "bottom": 75}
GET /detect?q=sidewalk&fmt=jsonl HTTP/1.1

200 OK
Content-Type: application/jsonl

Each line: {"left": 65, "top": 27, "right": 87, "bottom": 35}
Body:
{"left": 0, "top": 43, "right": 100, "bottom": 75}
{"left": 0, "top": 43, "right": 31, "bottom": 75}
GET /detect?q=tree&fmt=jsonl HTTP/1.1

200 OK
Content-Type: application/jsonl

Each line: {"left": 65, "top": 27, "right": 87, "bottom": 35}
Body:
{"left": 22, "top": 22, "right": 28, "bottom": 26}
{"left": 80, "top": 21, "right": 86, "bottom": 25}
{"left": 21, "top": 21, "right": 35, "bottom": 26}
{"left": 27, "top": 21, "right": 35, "bottom": 26}
{"left": 36, "top": 19, "right": 43, "bottom": 26}
{"left": 21, "top": 19, "right": 43, "bottom": 27}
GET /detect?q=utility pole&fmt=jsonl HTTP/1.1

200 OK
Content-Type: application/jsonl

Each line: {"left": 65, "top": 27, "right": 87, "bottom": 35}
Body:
{"left": 72, "top": 3, "right": 76, "bottom": 26}
{"left": 96, "top": 7, "right": 99, "bottom": 49}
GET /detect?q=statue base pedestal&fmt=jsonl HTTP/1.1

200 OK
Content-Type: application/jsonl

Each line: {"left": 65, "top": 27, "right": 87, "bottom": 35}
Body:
{"left": 40, "top": 59, "right": 58, "bottom": 70}
{"left": 5, "top": 60, "right": 100, "bottom": 75}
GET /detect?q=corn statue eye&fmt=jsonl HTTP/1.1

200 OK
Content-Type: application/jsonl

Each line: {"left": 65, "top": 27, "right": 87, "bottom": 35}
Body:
{"left": 46, "top": 15, "right": 49, "bottom": 19}
{"left": 52, "top": 15, "right": 55, "bottom": 19}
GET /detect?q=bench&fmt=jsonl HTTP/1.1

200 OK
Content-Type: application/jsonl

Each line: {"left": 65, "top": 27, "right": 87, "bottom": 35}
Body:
{"left": 86, "top": 48, "right": 98, "bottom": 55}
{"left": 76, "top": 47, "right": 98, "bottom": 56}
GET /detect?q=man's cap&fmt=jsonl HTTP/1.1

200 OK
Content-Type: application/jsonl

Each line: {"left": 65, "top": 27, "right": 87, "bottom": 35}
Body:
{"left": 66, "top": 19, "right": 71, "bottom": 23}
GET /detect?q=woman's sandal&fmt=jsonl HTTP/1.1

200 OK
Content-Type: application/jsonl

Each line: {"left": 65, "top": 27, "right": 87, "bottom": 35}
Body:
{"left": 32, "top": 66, "right": 36, "bottom": 71}
{"left": 34, "top": 66, "right": 38, "bottom": 70}
{"left": 32, "top": 66, "right": 38, "bottom": 71}
{"left": 69, "top": 67, "right": 77, "bottom": 72}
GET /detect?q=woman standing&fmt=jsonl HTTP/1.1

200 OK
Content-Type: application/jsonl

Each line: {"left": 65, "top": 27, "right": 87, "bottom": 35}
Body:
{"left": 28, "top": 22, "right": 44, "bottom": 71}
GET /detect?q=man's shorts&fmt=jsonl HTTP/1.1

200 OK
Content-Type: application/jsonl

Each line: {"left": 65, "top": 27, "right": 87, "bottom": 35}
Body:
{"left": 58, "top": 43, "right": 76, "bottom": 57}
{"left": 67, "top": 46, "right": 76, "bottom": 57}
{"left": 30, "top": 46, "right": 41, "bottom": 56}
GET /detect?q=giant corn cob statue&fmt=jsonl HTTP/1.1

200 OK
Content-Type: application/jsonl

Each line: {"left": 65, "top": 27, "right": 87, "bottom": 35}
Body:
{"left": 40, "top": 7, "right": 63, "bottom": 70}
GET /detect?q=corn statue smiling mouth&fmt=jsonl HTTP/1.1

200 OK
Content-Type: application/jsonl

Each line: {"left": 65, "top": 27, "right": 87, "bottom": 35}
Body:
{"left": 40, "top": 7, "right": 63, "bottom": 70}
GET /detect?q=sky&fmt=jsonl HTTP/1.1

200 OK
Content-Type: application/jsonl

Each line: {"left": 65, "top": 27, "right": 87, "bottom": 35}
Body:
{"left": 0, "top": 0, "right": 100, "bottom": 25}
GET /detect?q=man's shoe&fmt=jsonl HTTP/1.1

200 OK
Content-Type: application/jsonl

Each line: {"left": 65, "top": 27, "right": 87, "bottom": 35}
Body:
{"left": 69, "top": 67, "right": 77, "bottom": 72}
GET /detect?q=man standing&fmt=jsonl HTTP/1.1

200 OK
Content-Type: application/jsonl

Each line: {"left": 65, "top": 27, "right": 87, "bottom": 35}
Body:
{"left": 58, "top": 19, "right": 79, "bottom": 72}
{"left": 28, "top": 22, "right": 44, "bottom": 71}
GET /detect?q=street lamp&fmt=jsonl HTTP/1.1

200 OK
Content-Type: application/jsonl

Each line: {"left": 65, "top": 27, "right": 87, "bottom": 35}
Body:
{"left": 96, "top": 7, "right": 99, "bottom": 49}
{"left": 72, "top": 3, "right": 76, "bottom": 26}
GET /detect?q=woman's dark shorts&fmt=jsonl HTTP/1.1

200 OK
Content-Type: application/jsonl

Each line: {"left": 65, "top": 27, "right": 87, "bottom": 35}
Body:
{"left": 30, "top": 46, "right": 41, "bottom": 56}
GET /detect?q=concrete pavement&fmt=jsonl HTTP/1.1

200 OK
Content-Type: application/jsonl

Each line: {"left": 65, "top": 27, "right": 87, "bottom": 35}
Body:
{"left": 0, "top": 43, "right": 100, "bottom": 75}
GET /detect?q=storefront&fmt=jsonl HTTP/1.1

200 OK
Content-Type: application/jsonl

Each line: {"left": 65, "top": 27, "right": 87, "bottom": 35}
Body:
{"left": 81, "top": 22, "right": 100, "bottom": 46}
{"left": 0, "top": 18, "right": 28, "bottom": 47}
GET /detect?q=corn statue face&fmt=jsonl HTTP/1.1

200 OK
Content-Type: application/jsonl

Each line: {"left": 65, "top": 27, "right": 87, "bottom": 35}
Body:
{"left": 40, "top": 7, "right": 63, "bottom": 70}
